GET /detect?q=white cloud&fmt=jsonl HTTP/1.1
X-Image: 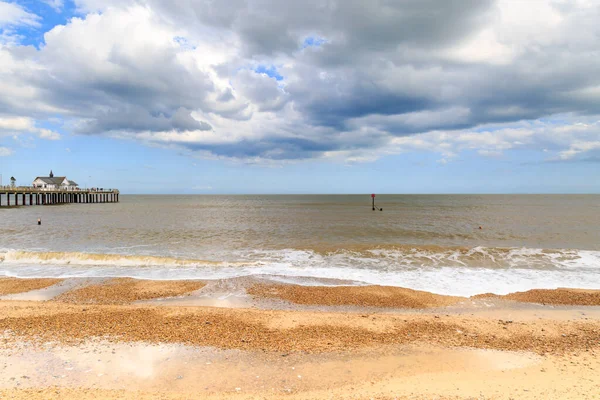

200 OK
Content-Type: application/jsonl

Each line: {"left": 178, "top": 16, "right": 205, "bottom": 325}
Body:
{"left": 0, "top": 116, "right": 61, "bottom": 140}
{"left": 41, "top": 0, "right": 64, "bottom": 12}
{"left": 388, "top": 118, "right": 600, "bottom": 163}
{"left": 0, "top": 146, "right": 13, "bottom": 156}
{"left": 37, "top": 129, "right": 60, "bottom": 140}
{"left": 0, "top": 116, "right": 33, "bottom": 131}
{"left": 0, "top": 2, "right": 40, "bottom": 28}
{"left": 1, "top": 0, "right": 600, "bottom": 164}
{"left": 192, "top": 185, "right": 213, "bottom": 190}
{"left": 559, "top": 141, "right": 600, "bottom": 160}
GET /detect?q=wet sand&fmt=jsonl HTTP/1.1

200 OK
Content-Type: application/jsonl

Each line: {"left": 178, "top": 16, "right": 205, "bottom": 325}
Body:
{"left": 248, "top": 283, "right": 464, "bottom": 308}
{"left": 53, "top": 278, "right": 205, "bottom": 305}
{"left": 1, "top": 278, "right": 599, "bottom": 399}
{"left": 0, "top": 277, "right": 63, "bottom": 296}
{"left": 474, "top": 288, "right": 600, "bottom": 306}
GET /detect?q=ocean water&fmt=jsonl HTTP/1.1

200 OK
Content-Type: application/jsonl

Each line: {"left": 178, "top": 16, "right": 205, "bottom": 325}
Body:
{"left": 1, "top": 195, "right": 599, "bottom": 296}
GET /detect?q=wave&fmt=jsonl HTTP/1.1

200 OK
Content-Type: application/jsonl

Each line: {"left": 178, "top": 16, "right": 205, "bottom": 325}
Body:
{"left": 1, "top": 247, "right": 599, "bottom": 296}
{"left": 2, "top": 246, "right": 599, "bottom": 270}
{"left": 0, "top": 250, "right": 254, "bottom": 268}
{"left": 248, "top": 245, "right": 600, "bottom": 271}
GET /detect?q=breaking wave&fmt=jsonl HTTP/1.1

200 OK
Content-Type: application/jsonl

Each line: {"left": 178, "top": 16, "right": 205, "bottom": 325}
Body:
{"left": 0, "top": 250, "right": 252, "bottom": 268}
{"left": 1, "top": 246, "right": 599, "bottom": 296}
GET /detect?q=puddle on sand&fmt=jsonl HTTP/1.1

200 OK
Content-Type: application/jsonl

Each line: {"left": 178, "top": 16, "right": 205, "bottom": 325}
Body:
{"left": 0, "top": 340, "right": 541, "bottom": 395}
{"left": 0, "top": 278, "right": 105, "bottom": 301}
{"left": 138, "top": 277, "right": 256, "bottom": 308}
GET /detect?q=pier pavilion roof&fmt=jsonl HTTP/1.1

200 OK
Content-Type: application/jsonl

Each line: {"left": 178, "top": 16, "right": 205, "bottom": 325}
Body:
{"left": 34, "top": 176, "right": 67, "bottom": 185}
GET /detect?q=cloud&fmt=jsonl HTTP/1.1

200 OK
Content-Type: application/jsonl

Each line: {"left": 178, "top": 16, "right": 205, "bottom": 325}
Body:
{"left": 0, "top": 117, "right": 60, "bottom": 140}
{"left": 559, "top": 141, "right": 600, "bottom": 160}
{"left": 41, "top": 0, "right": 64, "bottom": 12}
{"left": 387, "top": 117, "right": 600, "bottom": 163}
{"left": 0, "top": 146, "right": 13, "bottom": 156}
{"left": 0, "top": 2, "right": 40, "bottom": 28}
{"left": 0, "top": 116, "right": 32, "bottom": 131}
{"left": 0, "top": 0, "right": 600, "bottom": 163}
{"left": 192, "top": 185, "right": 212, "bottom": 190}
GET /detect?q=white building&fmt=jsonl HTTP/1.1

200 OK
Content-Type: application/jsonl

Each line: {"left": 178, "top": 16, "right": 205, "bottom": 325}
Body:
{"left": 32, "top": 170, "right": 79, "bottom": 191}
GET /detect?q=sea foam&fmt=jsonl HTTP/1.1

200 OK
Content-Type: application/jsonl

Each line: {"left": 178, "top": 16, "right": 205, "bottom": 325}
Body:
{"left": 1, "top": 247, "right": 599, "bottom": 297}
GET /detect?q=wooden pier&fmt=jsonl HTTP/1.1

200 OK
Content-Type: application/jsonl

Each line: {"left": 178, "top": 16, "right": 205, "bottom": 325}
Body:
{"left": 0, "top": 188, "right": 119, "bottom": 207}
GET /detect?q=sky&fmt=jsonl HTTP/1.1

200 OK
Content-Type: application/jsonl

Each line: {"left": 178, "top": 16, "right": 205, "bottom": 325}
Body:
{"left": 0, "top": 0, "right": 599, "bottom": 194}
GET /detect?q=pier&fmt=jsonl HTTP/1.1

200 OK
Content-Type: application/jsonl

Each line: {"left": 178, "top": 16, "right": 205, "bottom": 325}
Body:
{"left": 0, "top": 188, "right": 119, "bottom": 207}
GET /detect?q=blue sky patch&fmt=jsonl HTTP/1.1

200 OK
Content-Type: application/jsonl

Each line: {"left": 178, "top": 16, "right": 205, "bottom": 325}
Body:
{"left": 302, "top": 35, "right": 327, "bottom": 49}
{"left": 255, "top": 65, "right": 283, "bottom": 81}
{"left": 7, "top": 0, "right": 76, "bottom": 48}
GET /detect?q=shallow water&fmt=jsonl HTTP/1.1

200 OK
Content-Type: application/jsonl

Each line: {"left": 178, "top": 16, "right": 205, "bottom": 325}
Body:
{"left": 1, "top": 195, "right": 599, "bottom": 296}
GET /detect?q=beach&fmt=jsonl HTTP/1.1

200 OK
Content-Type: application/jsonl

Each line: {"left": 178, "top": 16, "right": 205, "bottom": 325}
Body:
{"left": 0, "top": 277, "right": 599, "bottom": 399}
{"left": 2, "top": 195, "right": 600, "bottom": 398}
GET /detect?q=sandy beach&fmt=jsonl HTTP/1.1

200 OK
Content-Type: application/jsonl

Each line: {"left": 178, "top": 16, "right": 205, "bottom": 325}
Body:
{"left": 0, "top": 278, "right": 598, "bottom": 399}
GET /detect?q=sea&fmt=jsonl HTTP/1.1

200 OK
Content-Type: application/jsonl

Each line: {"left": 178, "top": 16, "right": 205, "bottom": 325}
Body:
{"left": 1, "top": 194, "right": 599, "bottom": 296}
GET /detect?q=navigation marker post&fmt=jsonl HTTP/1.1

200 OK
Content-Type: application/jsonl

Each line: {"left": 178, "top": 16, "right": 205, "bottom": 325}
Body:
{"left": 372, "top": 193, "right": 375, "bottom": 211}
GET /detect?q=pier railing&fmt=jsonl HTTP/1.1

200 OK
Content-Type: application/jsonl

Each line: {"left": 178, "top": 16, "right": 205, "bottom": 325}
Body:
{"left": 1, "top": 186, "right": 118, "bottom": 193}
{"left": 0, "top": 187, "right": 119, "bottom": 206}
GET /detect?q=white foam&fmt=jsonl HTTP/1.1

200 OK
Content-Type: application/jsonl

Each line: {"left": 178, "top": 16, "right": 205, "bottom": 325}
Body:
{"left": 1, "top": 247, "right": 599, "bottom": 297}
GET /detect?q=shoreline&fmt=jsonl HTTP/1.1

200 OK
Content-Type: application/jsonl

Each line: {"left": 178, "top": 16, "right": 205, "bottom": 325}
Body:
{"left": 1, "top": 277, "right": 599, "bottom": 399}
{"left": 3, "top": 246, "right": 600, "bottom": 298}
{"left": 2, "top": 276, "right": 600, "bottom": 307}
